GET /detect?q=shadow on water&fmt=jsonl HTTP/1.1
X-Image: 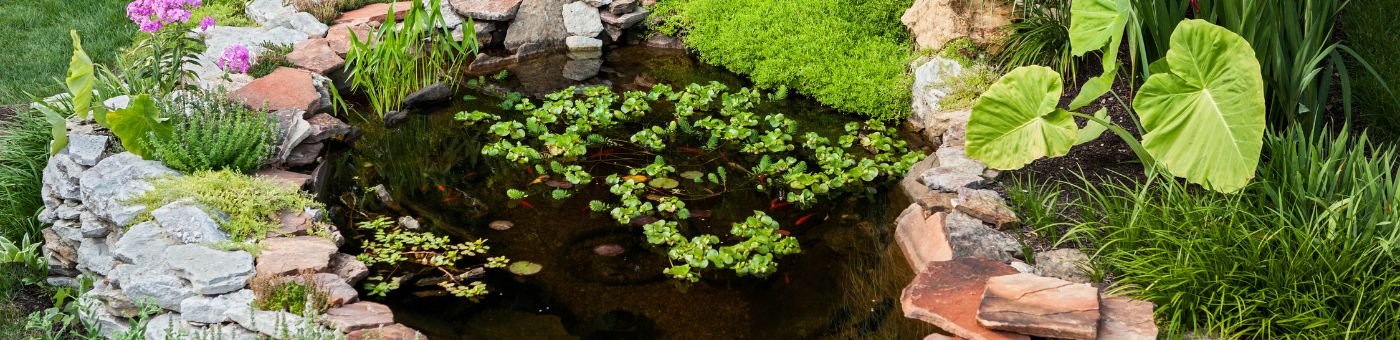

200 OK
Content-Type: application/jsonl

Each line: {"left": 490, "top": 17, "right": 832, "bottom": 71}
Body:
{"left": 319, "top": 47, "right": 937, "bottom": 339}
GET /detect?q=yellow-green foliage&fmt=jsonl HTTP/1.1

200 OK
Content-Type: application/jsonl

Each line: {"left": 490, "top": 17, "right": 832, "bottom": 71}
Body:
{"left": 937, "top": 65, "right": 1001, "bottom": 111}
{"left": 191, "top": 0, "right": 254, "bottom": 27}
{"left": 655, "top": 0, "right": 916, "bottom": 120}
{"left": 128, "top": 171, "right": 321, "bottom": 241}
{"left": 252, "top": 276, "right": 328, "bottom": 315}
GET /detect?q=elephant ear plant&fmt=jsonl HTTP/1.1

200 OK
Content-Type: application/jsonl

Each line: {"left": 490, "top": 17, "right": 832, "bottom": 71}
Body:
{"left": 966, "top": 19, "right": 1265, "bottom": 192}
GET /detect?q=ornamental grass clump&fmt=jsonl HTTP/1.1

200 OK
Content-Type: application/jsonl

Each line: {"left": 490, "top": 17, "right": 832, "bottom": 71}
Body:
{"left": 148, "top": 90, "right": 276, "bottom": 174}
{"left": 342, "top": 0, "right": 475, "bottom": 117}
{"left": 128, "top": 171, "right": 322, "bottom": 241}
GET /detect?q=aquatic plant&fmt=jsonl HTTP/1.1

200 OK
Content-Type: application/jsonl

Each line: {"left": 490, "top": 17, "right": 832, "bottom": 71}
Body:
{"left": 465, "top": 82, "right": 921, "bottom": 282}
{"left": 342, "top": 0, "right": 474, "bottom": 117}
{"left": 354, "top": 217, "right": 508, "bottom": 300}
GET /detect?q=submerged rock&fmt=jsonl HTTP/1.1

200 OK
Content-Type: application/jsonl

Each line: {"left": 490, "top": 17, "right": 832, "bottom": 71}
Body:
{"left": 566, "top": 36, "right": 603, "bottom": 59}
{"left": 562, "top": 58, "right": 603, "bottom": 81}
{"left": 593, "top": 243, "right": 625, "bottom": 257}
{"left": 489, "top": 220, "right": 514, "bottom": 231}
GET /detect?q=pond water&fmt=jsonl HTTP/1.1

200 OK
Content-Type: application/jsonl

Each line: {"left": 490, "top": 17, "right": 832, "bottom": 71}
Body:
{"left": 317, "top": 47, "right": 936, "bottom": 339}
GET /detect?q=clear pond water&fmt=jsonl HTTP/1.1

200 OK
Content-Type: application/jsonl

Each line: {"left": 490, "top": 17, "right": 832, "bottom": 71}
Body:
{"left": 317, "top": 47, "right": 936, "bottom": 339}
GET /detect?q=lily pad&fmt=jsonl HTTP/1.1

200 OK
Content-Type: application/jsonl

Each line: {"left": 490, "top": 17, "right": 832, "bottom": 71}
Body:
{"left": 680, "top": 171, "right": 705, "bottom": 180}
{"left": 649, "top": 178, "right": 679, "bottom": 189}
{"left": 509, "top": 261, "right": 542, "bottom": 276}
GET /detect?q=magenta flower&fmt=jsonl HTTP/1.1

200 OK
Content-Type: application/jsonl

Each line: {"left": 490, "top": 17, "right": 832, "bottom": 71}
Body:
{"left": 217, "top": 44, "right": 252, "bottom": 74}
{"left": 199, "top": 17, "right": 216, "bottom": 31}
{"left": 125, "top": 0, "right": 202, "bottom": 33}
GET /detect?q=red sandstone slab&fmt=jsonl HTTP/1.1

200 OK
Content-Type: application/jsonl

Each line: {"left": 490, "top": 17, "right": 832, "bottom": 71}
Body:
{"left": 977, "top": 273, "right": 1099, "bottom": 339}
{"left": 895, "top": 204, "right": 952, "bottom": 271}
{"left": 229, "top": 67, "right": 321, "bottom": 113}
{"left": 1099, "top": 294, "right": 1159, "bottom": 340}
{"left": 902, "top": 258, "right": 1027, "bottom": 340}
{"left": 335, "top": 2, "right": 414, "bottom": 24}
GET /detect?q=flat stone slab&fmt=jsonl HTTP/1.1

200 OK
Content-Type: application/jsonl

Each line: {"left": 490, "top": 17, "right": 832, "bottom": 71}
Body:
{"left": 165, "top": 244, "right": 255, "bottom": 295}
{"left": 921, "top": 167, "right": 984, "bottom": 192}
{"left": 902, "top": 258, "right": 1027, "bottom": 340}
{"left": 347, "top": 323, "right": 427, "bottom": 340}
{"left": 977, "top": 273, "right": 1100, "bottom": 339}
{"left": 1099, "top": 294, "right": 1158, "bottom": 340}
{"left": 954, "top": 187, "right": 1019, "bottom": 227}
{"left": 230, "top": 67, "right": 322, "bottom": 113}
{"left": 255, "top": 168, "right": 313, "bottom": 192}
{"left": 255, "top": 236, "right": 338, "bottom": 278}
{"left": 322, "top": 301, "right": 395, "bottom": 333}
{"left": 450, "top": 0, "right": 524, "bottom": 21}
{"left": 894, "top": 204, "right": 951, "bottom": 271}
{"left": 287, "top": 38, "right": 345, "bottom": 75}
{"left": 336, "top": 2, "right": 415, "bottom": 24}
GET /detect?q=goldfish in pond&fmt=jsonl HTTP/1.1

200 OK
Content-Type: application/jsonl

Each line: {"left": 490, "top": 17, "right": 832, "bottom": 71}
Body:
{"left": 436, "top": 184, "right": 447, "bottom": 191}
{"left": 794, "top": 213, "right": 817, "bottom": 226}
{"left": 769, "top": 198, "right": 792, "bottom": 210}
{"left": 776, "top": 229, "right": 791, "bottom": 236}
{"left": 529, "top": 175, "right": 549, "bottom": 185}
{"left": 518, "top": 200, "right": 535, "bottom": 209}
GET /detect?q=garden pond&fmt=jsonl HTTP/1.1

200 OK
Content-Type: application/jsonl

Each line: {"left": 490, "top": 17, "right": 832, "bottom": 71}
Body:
{"left": 317, "top": 47, "right": 937, "bottom": 339}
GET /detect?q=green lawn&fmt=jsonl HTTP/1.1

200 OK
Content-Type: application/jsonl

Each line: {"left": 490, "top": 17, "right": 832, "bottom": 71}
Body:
{"left": 0, "top": 0, "right": 136, "bottom": 104}
{"left": 1344, "top": 0, "right": 1400, "bottom": 141}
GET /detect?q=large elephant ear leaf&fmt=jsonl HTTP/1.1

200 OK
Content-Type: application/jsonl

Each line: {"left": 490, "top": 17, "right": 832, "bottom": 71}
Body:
{"left": 106, "top": 94, "right": 172, "bottom": 159}
{"left": 1134, "top": 20, "right": 1266, "bottom": 193}
{"left": 966, "top": 66, "right": 1078, "bottom": 170}
{"left": 66, "top": 30, "right": 95, "bottom": 120}
{"left": 1068, "top": 0, "right": 1130, "bottom": 56}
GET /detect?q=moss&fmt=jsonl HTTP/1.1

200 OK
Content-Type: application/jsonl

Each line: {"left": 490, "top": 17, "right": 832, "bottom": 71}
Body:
{"left": 127, "top": 171, "right": 322, "bottom": 241}
{"left": 937, "top": 65, "right": 1001, "bottom": 111}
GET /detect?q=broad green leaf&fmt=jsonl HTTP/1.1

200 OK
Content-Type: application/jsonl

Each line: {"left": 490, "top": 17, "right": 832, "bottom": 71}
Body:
{"left": 966, "top": 66, "right": 1079, "bottom": 170}
{"left": 1134, "top": 20, "right": 1265, "bottom": 193}
{"left": 106, "top": 94, "right": 171, "bottom": 159}
{"left": 66, "top": 31, "right": 94, "bottom": 120}
{"left": 1075, "top": 108, "right": 1110, "bottom": 145}
{"left": 650, "top": 178, "right": 679, "bottom": 189}
{"left": 35, "top": 105, "right": 68, "bottom": 156}
{"left": 1068, "top": 0, "right": 1130, "bottom": 56}
{"left": 508, "top": 261, "right": 542, "bottom": 275}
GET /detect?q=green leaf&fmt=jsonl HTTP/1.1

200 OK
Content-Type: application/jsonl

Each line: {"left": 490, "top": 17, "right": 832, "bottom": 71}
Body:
{"left": 1065, "top": 0, "right": 1129, "bottom": 110}
{"left": 1075, "top": 109, "right": 1110, "bottom": 145}
{"left": 35, "top": 105, "right": 68, "bottom": 156}
{"left": 965, "top": 66, "right": 1079, "bottom": 170}
{"left": 106, "top": 94, "right": 171, "bottom": 159}
{"left": 508, "top": 261, "right": 542, "bottom": 275}
{"left": 650, "top": 178, "right": 679, "bottom": 189}
{"left": 1133, "top": 20, "right": 1265, "bottom": 193}
{"left": 66, "top": 31, "right": 95, "bottom": 120}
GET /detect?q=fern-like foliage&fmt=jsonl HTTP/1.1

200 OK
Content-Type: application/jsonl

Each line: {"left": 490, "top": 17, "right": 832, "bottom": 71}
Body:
{"left": 127, "top": 171, "right": 321, "bottom": 241}
{"left": 149, "top": 91, "right": 276, "bottom": 174}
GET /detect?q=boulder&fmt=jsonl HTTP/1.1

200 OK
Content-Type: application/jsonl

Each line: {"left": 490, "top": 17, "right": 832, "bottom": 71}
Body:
{"left": 287, "top": 38, "right": 345, "bottom": 75}
{"left": 902, "top": 258, "right": 1027, "bottom": 340}
{"left": 255, "top": 236, "right": 338, "bottom": 278}
{"left": 977, "top": 273, "right": 1099, "bottom": 339}
{"left": 180, "top": 289, "right": 254, "bottom": 324}
{"left": 329, "top": 253, "right": 371, "bottom": 286}
{"left": 304, "top": 113, "right": 353, "bottom": 144}
{"left": 347, "top": 323, "right": 428, "bottom": 340}
{"left": 901, "top": 0, "right": 1012, "bottom": 51}
{"left": 321, "top": 301, "right": 396, "bottom": 332}
{"left": 165, "top": 245, "right": 255, "bottom": 295}
{"left": 67, "top": 133, "right": 110, "bottom": 166}
{"left": 606, "top": 0, "right": 637, "bottom": 15}
{"left": 562, "top": 1, "right": 605, "bottom": 38}
{"left": 144, "top": 312, "right": 198, "bottom": 340}
{"left": 565, "top": 36, "right": 603, "bottom": 59}
{"left": 230, "top": 67, "right": 324, "bottom": 113}
{"left": 920, "top": 167, "right": 983, "bottom": 192}
{"left": 150, "top": 200, "right": 230, "bottom": 244}
{"left": 945, "top": 212, "right": 1020, "bottom": 263}
{"left": 287, "top": 12, "right": 330, "bottom": 37}
{"left": 599, "top": 8, "right": 647, "bottom": 28}
{"left": 44, "top": 153, "right": 86, "bottom": 201}
{"left": 935, "top": 147, "right": 987, "bottom": 177}
{"left": 335, "top": 2, "right": 415, "bottom": 24}
{"left": 247, "top": 0, "right": 297, "bottom": 27}
{"left": 1032, "top": 248, "right": 1091, "bottom": 284}
{"left": 285, "top": 142, "right": 325, "bottom": 168}
{"left": 401, "top": 83, "right": 453, "bottom": 109}
{"left": 112, "top": 221, "right": 179, "bottom": 267}
{"left": 909, "top": 58, "right": 965, "bottom": 135}
{"left": 450, "top": 0, "right": 524, "bottom": 21}
{"left": 1098, "top": 294, "right": 1159, "bottom": 340}
{"left": 504, "top": 0, "right": 569, "bottom": 52}
{"left": 894, "top": 205, "right": 951, "bottom": 271}
{"left": 953, "top": 187, "right": 1018, "bottom": 227}
{"left": 112, "top": 264, "right": 195, "bottom": 311}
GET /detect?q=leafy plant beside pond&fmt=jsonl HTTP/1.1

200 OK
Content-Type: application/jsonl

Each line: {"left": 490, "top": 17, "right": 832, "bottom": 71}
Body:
{"left": 465, "top": 82, "right": 921, "bottom": 282}
{"left": 127, "top": 170, "right": 323, "bottom": 241}
{"left": 252, "top": 275, "right": 330, "bottom": 315}
{"left": 149, "top": 91, "right": 277, "bottom": 174}
{"left": 354, "top": 217, "right": 507, "bottom": 300}
{"left": 342, "top": 0, "right": 475, "bottom": 117}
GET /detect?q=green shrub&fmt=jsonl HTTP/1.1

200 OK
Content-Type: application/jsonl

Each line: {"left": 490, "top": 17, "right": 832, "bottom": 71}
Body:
{"left": 149, "top": 91, "right": 276, "bottom": 174}
{"left": 1054, "top": 127, "right": 1399, "bottom": 338}
{"left": 252, "top": 276, "right": 328, "bottom": 315}
{"left": 191, "top": 0, "right": 255, "bottom": 27}
{"left": 0, "top": 108, "right": 51, "bottom": 241}
{"left": 935, "top": 65, "right": 1000, "bottom": 111}
{"left": 997, "top": 0, "right": 1076, "bottom": 79}
{"left": 655, "top": 0, "right": 915, "bottom": 120}
{"left": 127, "top": 171, "right": 322, "bottom": 241}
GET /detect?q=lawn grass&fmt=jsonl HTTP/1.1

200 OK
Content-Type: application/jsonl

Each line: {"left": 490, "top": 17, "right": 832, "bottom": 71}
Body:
{"left": 0, "top": 0, "right": 136, "bottom": 104}
{"left": 1343, "top": 1, "right": 1400, "bottom": 142}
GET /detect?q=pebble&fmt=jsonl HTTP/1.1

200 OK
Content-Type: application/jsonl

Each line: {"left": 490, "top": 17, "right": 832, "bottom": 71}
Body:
{"left": 489, "top": 220, "right": 514, "bottom": 231}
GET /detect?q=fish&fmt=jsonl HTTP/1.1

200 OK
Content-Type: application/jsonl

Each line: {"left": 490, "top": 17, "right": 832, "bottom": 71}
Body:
{"left": 529, "top": 175, "right": 549, "bottom": 185}
{"left": 794, "top": 213, "right": 817, "bottom": 226}
{"left": 518, "top": 200, "right": 535, "bottom": 209}
{"left": 776, "top": 229, "right": 791, "bottom": 236}
{"left": 769, "top": 198, "right": 792, "bottom": 210}
{"left": 436, "top": 185, "right": 447, "bottom": 191}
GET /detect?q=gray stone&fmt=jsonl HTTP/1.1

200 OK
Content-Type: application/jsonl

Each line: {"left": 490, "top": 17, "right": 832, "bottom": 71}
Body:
{"left": 402, "top": 83, "right": 453, "bottom": 109}
{"left": 582, "top": 0, "right": 610, "bottom": 7}
{"left": 210, "top": 324, "right": 263, "bottom": 340}
{"left": 562, "top": 1, "right": 605, "bottom": 38}
{"left": 196, "top": 26, "right": 313, "bottom": 81}
{"left": 78, "top": 293, "right": 132, "bottom": 338}
{"left": 910, "top": 57, "right": 965, "bottom": 136}
{"left": 272, "top": 109, "right": 312, "bottom": 165}
{"left": 599, "top": 8, "right": 647, "bottom": 28}
{"left": 89, "top": 281, "right": 141, "bottom": 317}
{"left": 151, "top": 200, "right": 230, "bottom": 244}
{"left": 228, "top": 308, "right": 310, "bottom": 337}
{"left": 67, "top": 133, "right": 109, "bottom": 166}
{"left": 46, "top": 276, "right": 79, "bottom": 288}
{"left": 104, "top": 95, "right": 131, "bottom": 111}
{"left": 451, "top": 0, "right": 524, "bottom": 21}
{"left": 246, "top": 0, "right": 297, "bottom": 27}
{"left": 920, "top": 167, "right": 983, "bottom": 192}
{"left": 54, "top": 203, "right": 83, "bottom": 220}
{"left": 1034, "top": 248, "right": 1091, "bottom": 284}
{"left": 935, "top": 147, "right": 987, "bottom": 176}
{"left": 453, "top": 20, "right": 497, "bottom": 45}
{"left": 945, "top": 211, "right": 1020, "bottom": 263}
{"left": 303, "top": 113, "right": 352, "bottom": 144}
{"left": 166, "top": 245, "right": 255, "bottom": 295}
{"left": 111, "top": 222, "right": 178, "bottom": 268}
{"left": 115, "top": 264, "right": 195, "bottom": 311}
{"left": 953, "top": 187, "right": 1019, "bottom": 227}
{"left": 330, "top": 253, "right": 370, "bottom": 286}
{"left": 606, "top": 0, "right": 637, "bottom": 15}
{"left": 180, "top": 289, "right": 254, "bottom": 324}
{"left": 80, "top": 220, "right": 111, "bottom": 238}
{"left": 77, "top": 238, "right": 116, "bottom": 275}
{"left": 79, "top": 153, "right": 179, "bottom": 226}
{"left": 562, "top": 58, "right": 602, "bottom": 81}
{"left": 144, "top": 313, "right": 198, "bottom": 340}
{"left": 287, "top": 12, "right": 329, "bottom": 37}
{"left": 565, "top": 36, "right": 603, "bottom": 59}
{"left": 504, "top": 0, "right": 569, "bottom": 52}
{"left": 285, "top": 142, "right": 324, "bottom": 168}
{"left": 43, "top": 153, "right": 85, "bottom": 201}
{"left": 425, "top": 0, "right": 465, "bottom": 28}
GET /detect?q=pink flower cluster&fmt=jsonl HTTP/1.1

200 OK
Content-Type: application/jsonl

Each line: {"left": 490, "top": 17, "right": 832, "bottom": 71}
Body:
{"left": 125, "top": 0, "right": 203, "bottom": 33}
{"left": 218, "top": 44, "right": 252, "bottom": 74}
